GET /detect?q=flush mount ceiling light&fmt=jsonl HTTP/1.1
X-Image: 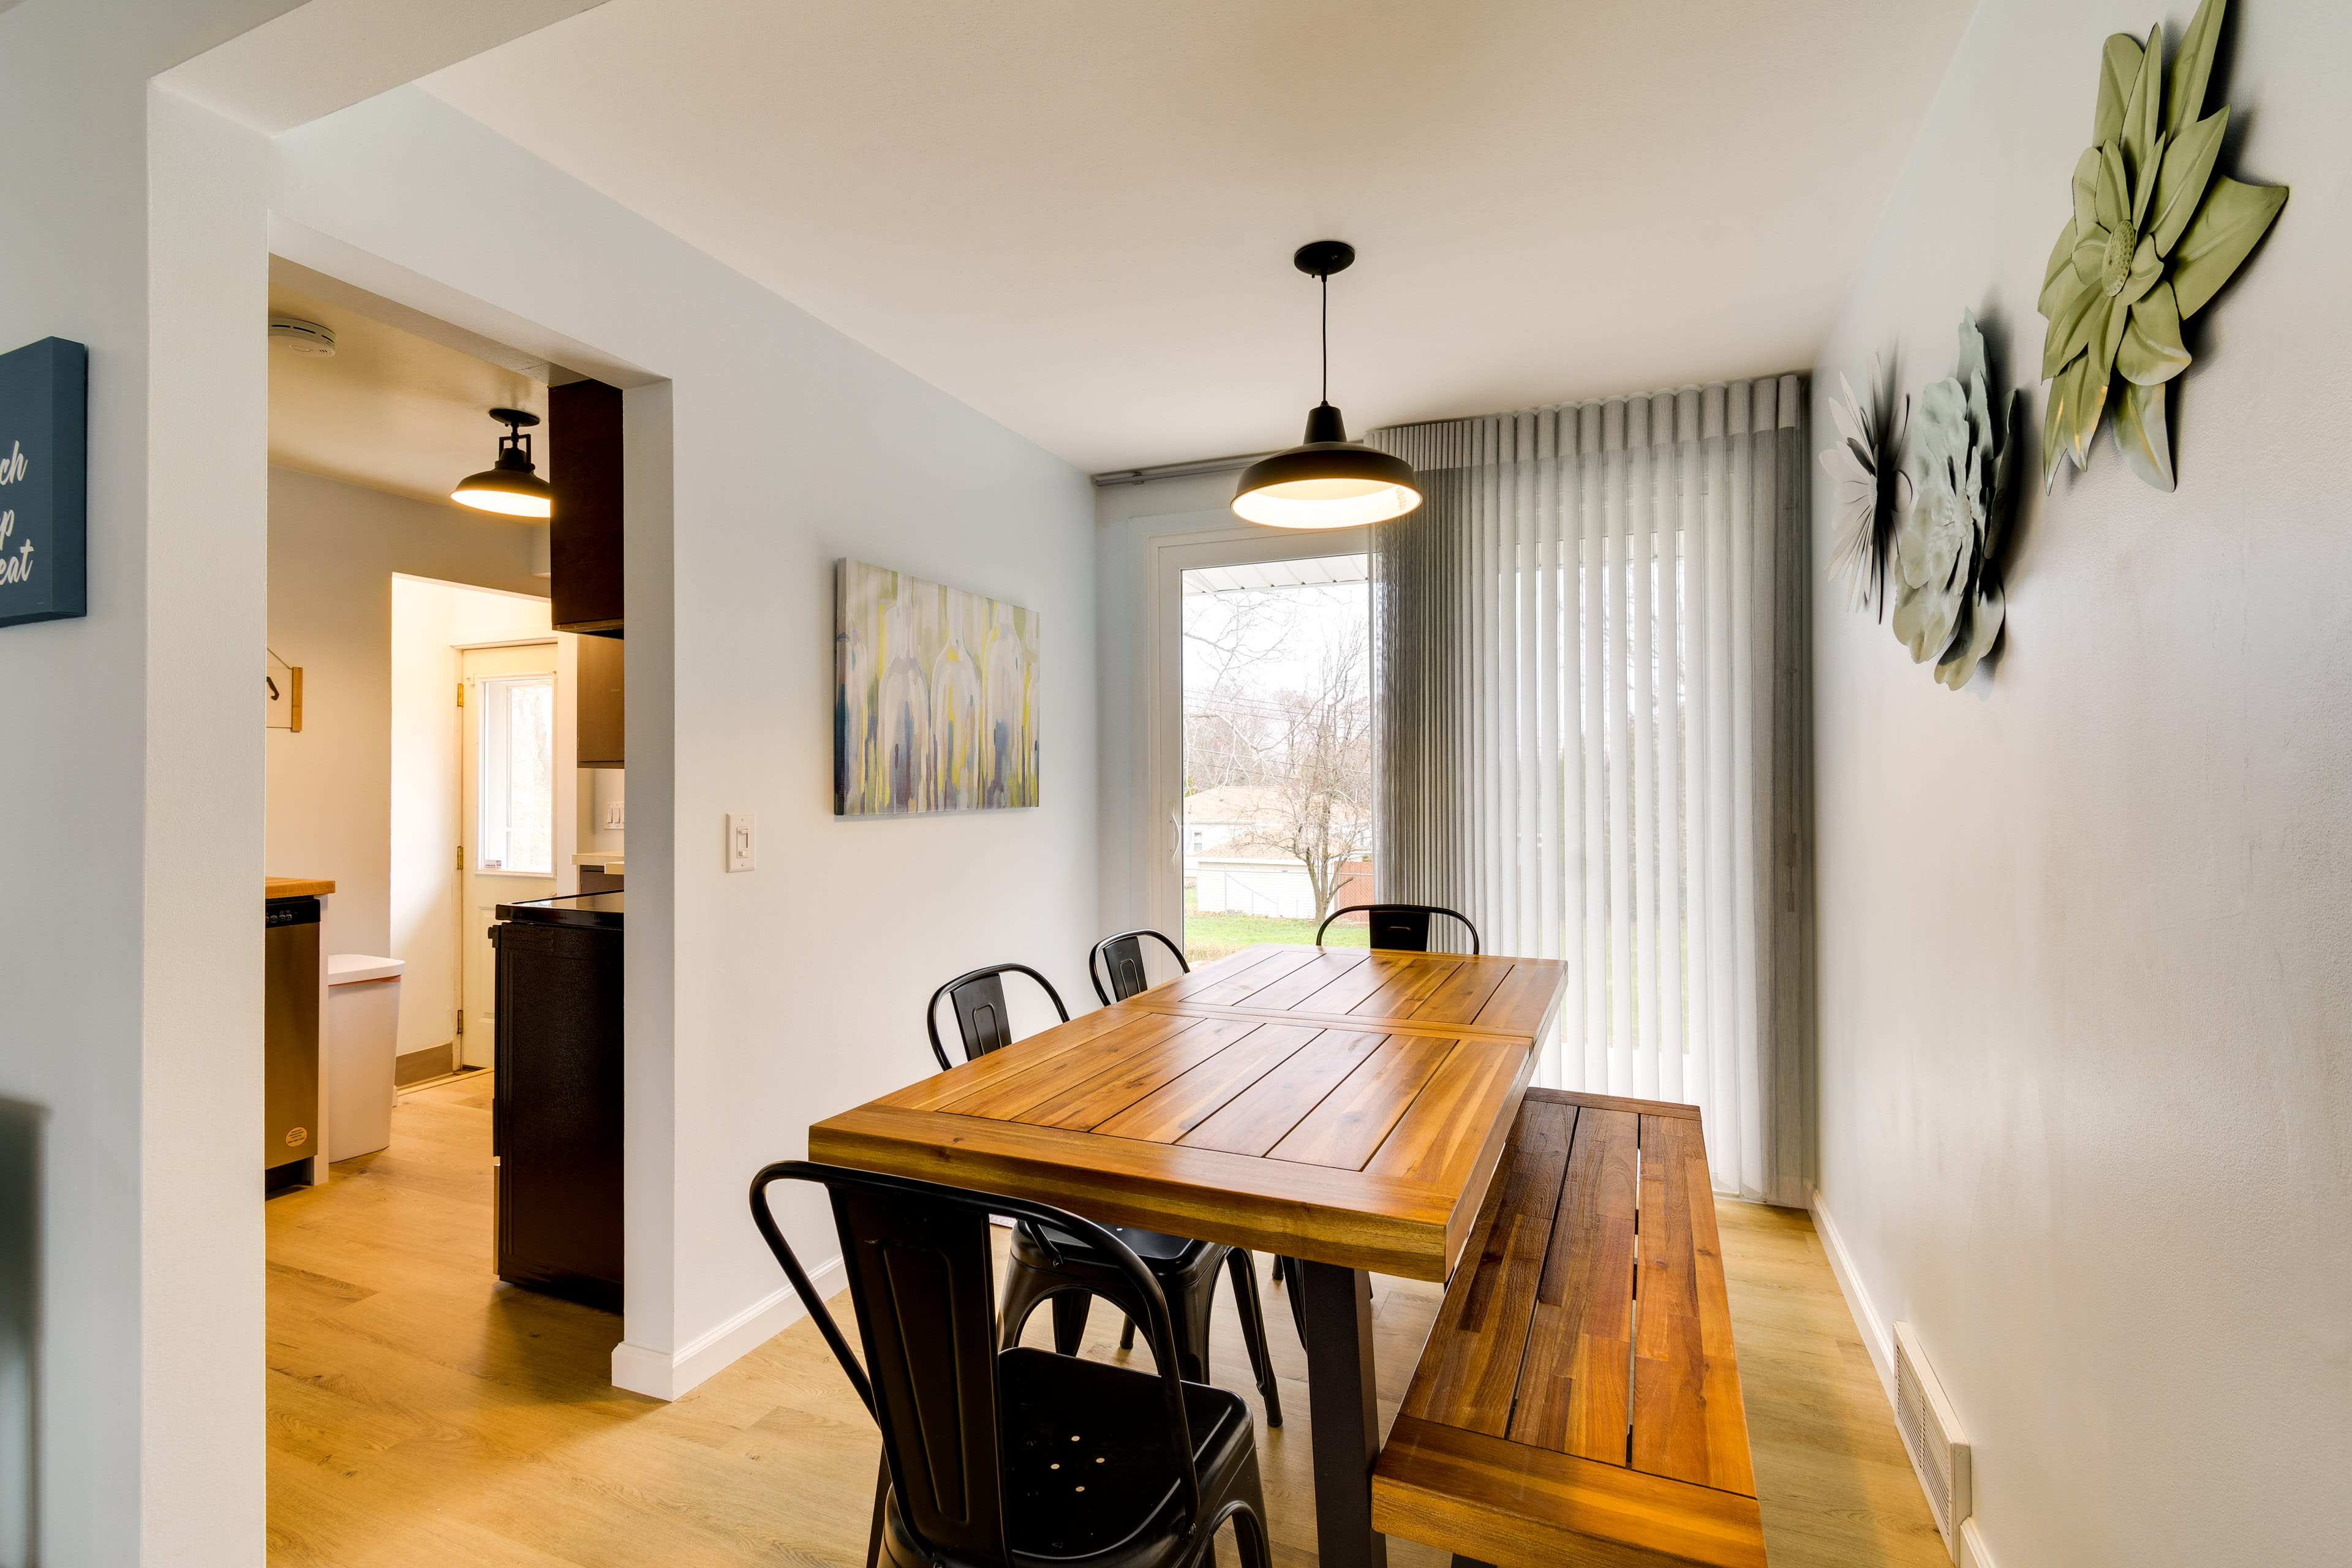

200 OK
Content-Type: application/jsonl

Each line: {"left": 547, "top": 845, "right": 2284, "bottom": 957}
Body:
{"left": 268, "top": 316, "right": 337, "bottom": 357}
{"left": 451, "top": 407, "right": 553, "bottom": 519}
{"left": 1231, "top": 240, "right": 1422, "bottom": 530}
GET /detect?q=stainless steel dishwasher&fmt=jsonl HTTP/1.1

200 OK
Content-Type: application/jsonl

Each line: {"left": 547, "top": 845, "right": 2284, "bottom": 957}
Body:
{"left": 264, "top": 894, "right": 320, "bottom": 1185}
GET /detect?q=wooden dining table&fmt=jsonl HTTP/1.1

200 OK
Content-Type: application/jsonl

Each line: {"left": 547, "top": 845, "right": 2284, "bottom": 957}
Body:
{"left": 809, "top": 941, "right": 1570, "bottom": 1568}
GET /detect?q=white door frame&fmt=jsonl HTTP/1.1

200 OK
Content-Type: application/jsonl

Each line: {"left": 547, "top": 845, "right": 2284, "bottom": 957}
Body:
{"left": 456, "top": 638, "right": 570, "bottom": 1067}
{"left": 1141, "top": 522, "right": 1372, "bottom": 940}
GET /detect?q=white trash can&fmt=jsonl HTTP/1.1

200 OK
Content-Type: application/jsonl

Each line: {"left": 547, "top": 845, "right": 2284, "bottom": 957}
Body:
{"left": 326, "top": 954, "right": 404, "bottom": 1161}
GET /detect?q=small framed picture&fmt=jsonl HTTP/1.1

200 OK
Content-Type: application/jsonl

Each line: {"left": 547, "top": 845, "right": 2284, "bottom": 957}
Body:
{"left": 266, "top": 649, "right": 304, "bottom": 733}
{"left": 0, "top": 336, "right": 88, "bottom": 630}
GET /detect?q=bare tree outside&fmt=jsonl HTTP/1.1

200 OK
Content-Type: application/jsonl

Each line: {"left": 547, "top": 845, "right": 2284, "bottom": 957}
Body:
{"left": 1182, "top": 562, "right": 1372, "bottom": 959}
{"left": 1182, "top": 586, "right": 1290, "bottom": 793}
{"left": 1227, "top": 623, "right": 1371, "bottom": 918}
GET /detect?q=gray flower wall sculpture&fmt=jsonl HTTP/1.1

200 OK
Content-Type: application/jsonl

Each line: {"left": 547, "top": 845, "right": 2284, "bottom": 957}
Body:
{"left": 1822, "top": 361, "right": 1910, "bottom": 617}
{"left": 2038, "top": 0, "right": 2288, "bottom": 491}
{"left": 1894, "top": 312, "right": 2022, "bottom": 690}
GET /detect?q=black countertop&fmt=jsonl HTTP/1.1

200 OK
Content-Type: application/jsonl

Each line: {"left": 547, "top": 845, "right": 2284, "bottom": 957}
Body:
{"left": 496, "top": 890, "right": 624, "bottom": 929}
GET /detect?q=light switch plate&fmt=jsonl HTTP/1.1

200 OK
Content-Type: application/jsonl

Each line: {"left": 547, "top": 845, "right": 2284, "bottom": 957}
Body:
{"left": 726, "top": 812, "right": 756, "bottom": 872}
{"left": 605, "top": 801, "right": 625, "bottom": 830}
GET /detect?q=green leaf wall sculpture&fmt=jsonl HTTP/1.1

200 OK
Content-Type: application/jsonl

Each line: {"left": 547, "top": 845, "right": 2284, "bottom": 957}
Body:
{"left": 1896, "top": 312, "right": 2021, "bottom": 690}
{"left": 2037, "top": 0, "right": 2287, "bottom": 491}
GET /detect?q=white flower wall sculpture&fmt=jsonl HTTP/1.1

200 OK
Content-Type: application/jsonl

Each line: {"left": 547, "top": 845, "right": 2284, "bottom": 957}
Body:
{"left": 1894, "top": 312, "right": 2022, "bottom": 690}
{"left": 1822, "top": 361, "right": 1909, "bottom": 617}
{"left": 2037, "top": 0, "right": 2289, "bottom": 491}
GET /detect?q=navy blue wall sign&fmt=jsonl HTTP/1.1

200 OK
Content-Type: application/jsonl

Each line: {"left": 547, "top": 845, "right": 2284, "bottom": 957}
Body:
{"left": 0, "top": 337, "right": 89, "bottom": 628}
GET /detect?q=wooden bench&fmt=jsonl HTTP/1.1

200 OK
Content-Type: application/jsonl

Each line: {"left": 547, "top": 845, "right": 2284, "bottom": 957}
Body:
{"left": 1372, "top": 1088, "right": 1768, "bottom": 1568}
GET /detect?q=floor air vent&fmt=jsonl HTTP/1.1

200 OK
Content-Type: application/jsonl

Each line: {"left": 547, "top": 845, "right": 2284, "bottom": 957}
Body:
{"left": 1893, "top": 1322, "right": 1971, "bottom": 1561}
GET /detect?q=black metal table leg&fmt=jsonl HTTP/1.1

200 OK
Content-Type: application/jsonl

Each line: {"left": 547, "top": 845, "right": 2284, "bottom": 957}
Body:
{"left": 1299, "top": 1259, "right": 1387, "bottom": 1568}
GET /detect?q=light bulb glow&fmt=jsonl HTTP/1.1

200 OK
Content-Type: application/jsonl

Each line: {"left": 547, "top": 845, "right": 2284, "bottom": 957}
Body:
{"left": 451, "top": 483, "right": 553, "bottom": 518}
{"left": 1232, "top": 478, "right": 1421, "bottom": 529}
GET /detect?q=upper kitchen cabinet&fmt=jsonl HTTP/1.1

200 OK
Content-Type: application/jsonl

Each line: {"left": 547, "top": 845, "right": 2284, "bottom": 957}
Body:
{"left": 576, "top": 633, "right": 624, "bottom": 768}
{"left": 549, "top": 377, "right": 622, "bottom": 635}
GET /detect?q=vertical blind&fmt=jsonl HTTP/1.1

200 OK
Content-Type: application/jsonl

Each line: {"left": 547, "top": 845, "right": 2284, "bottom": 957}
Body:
{"left": 1368, "top": 377, "right": 1812, "bottom": 1204}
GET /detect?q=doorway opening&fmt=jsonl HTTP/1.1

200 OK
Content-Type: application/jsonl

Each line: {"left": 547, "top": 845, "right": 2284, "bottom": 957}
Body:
{"left": 262, "top": 250, "right": 641, "bottom": 1343}
{"left": 385, "top": 582, "right": 571, "bottom": 1084}
{"left": 264, "top": 261, "right": 573, "bottom": 1183}
{"left": 1179, "top": 554, "right": 1373, "bottom": 963}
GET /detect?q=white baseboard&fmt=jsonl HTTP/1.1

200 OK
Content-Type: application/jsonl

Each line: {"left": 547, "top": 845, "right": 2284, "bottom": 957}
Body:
{"left": 1813, "top": 1189, "right": 1997, "bottom": 1567}
{"left": 1807, "top": 1186, "right": 1895, "bottom": 1406}
{"left": 610, "top": 1253, "right": 846, "bottom": 1401}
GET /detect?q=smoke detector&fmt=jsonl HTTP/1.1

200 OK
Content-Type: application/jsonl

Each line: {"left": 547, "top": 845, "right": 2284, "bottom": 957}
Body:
{"left": 269, "top": 317, "right": 337, "bottom": 358}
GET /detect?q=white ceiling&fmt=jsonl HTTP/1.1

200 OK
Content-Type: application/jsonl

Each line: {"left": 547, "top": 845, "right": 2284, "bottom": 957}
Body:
{"left": 423, "top": 0, "right": 1973, "bottom": 475}
{"left": 267, "top": 262, "right": 549, "bottom": 509}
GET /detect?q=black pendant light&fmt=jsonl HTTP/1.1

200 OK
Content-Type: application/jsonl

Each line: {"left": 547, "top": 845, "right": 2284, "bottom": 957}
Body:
{"left": 1231, "top": 241, "right": 1422, "bottom": 529}
{"left": 451, "top": 407, "right": 554, "bottom": 518}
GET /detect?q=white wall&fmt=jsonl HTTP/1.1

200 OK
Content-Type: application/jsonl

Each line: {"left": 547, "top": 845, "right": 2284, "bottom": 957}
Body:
{"left": 270, "top": 88, "right": 1101, "bottom": 1396}
{"left": 578, "top": 766, "right": 625, "bottom": 858}
{"left": 269, "top": 467, "right": 548, "bottom": 974}
{"left": 0, "top": 4, "right": 303, "bottom": 1561}
{"left": 3, "top": 5, "right": 1097, "bottom": 1558}
{"left": 1809, "top": 3, "right": 2352, "bottom": 1564}
{"left": 387, "top": 573, "right": 555, "bottom": 1057}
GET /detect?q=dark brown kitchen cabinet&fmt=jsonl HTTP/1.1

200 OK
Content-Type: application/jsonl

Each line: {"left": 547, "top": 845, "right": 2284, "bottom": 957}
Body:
{"left": 549, "top": 377, "right": 623, "bottom": 635}
{"left": 491, "top": 894, "right": 624, "bottom": 1314}
{"left": 576, "top": 631, "right": 624, "bottom": 767}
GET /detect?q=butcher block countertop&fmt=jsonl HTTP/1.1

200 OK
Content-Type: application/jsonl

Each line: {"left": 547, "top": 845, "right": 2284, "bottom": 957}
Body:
{"left": 265, "top": 877, "right": 336, "bottom": 899}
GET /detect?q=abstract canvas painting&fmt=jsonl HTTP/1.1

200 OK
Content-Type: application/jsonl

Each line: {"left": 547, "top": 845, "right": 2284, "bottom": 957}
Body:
{"left": 835, "top": 559, "right": 1039, "bottom": 816}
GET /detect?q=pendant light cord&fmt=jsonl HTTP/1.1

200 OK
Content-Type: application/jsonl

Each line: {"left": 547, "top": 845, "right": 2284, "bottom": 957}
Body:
{"left": 1321, "top": 271, "right": 1330, "bottom": 405}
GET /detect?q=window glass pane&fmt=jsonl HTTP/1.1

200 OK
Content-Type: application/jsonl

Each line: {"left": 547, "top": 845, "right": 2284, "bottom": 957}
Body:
{"left": 1180, "top": 555, "right": 1371, "bottom": 963}
{"left": 478, "top": 673, "right": 554, "bottom": 874}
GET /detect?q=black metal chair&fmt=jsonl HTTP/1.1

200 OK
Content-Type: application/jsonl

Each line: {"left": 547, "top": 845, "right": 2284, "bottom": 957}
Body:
{"left": 1088, "top": 927, "right": 1190, "bottom": 1006}
{"left": 1313, "top": 902, "right": 1483, "bottom": 955}
{"left": 926, "top": 962, "right": 1069, "bottom": 1072}
{"left": 750, "top": 1161, "right": 1272, "bottom": 1568}
{"left": 927, "top": 960, "right": 1283, "bottom": 1426}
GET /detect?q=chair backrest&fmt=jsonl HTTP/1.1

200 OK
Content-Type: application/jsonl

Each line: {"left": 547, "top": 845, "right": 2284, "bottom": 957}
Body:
{"left": 925, "top": 963, "right": 1069, "bottom": 1072}
{"left": 749, "top": 1161, "right": 1199, "bottom": 1568}
{"left": 1314, "top": 903, "right": 1482, "bottom": 956}
{"left": 1087, "top": 927, "right": 1190, "bottom": 1005}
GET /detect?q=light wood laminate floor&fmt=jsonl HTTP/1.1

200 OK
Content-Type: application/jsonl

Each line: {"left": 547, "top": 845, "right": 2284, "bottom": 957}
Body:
{"left": 266, "top": 1077, "right": 1946, "bottom": 1567}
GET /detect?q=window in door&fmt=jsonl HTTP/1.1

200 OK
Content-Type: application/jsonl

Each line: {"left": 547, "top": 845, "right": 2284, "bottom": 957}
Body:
{"left": 476, "top": 673, "right": 555, "bottom": 874}
{"left": 1180, "top": 554, "right": 1372, "bottom": 963}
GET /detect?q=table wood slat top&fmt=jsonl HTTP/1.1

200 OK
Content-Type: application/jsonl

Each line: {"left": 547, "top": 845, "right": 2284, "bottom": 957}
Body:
{"left": 1376, "top": 1088, "right": 1765, "bottom": 1568}
{"left": 1133, "top": 943, "right": 1570, "bottom": 1038}
{"left": 1264, "top": 1033, "right": 1461, "bottom": 1169}
{"left": 808, "top": 944, "right": 1571, "bottom": 1280}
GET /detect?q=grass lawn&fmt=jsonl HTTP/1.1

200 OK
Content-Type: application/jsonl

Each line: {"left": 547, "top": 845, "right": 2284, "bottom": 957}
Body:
{"left": 1183, "top": 885, "right": 1367, "bottom": 965}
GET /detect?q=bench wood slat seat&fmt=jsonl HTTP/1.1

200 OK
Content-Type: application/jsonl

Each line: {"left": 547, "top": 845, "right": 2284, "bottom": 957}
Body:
{"left": 1373, "top": 1088, "right": 1767, "bottom": 1568}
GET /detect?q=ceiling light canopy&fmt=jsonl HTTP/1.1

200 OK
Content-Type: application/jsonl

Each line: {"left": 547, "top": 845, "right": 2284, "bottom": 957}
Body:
{"left": 1232, "top": 241, "right": 1422, "bottom": 530}
{"left": 268, "top": 316, "right": 337, "bottom": 358}
{"left": 451, "top": 407, "right": 553, "bottom": 519}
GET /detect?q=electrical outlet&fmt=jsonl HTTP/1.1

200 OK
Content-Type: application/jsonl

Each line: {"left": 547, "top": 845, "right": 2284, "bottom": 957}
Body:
{"left": 726, "top": 812, "right": 756, "bottom": 872}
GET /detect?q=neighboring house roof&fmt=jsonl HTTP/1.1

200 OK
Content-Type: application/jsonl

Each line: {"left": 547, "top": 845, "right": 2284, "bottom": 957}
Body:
{"left": 1184, "top": 782, "right": 1370, "bottom": 829}
{"left": 1181, "top": 783, "right": 1293, "bottom": 826}
{"left": 1197, "top": 834, "right": 1270, "bottom": 859}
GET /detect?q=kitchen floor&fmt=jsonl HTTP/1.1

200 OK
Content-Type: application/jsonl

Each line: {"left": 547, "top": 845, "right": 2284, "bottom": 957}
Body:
{"left": 265, "top": 1077, "right": 1945, "bottom": 1567}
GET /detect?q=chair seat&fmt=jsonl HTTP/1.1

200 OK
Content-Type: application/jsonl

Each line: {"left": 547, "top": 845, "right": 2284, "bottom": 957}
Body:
{"left": 1030, "top": 1221, "right": 1214, "bottom": 1267}
{"left": 998, "top": 1346, "right": 1254, "bottom": 1562}
{"left": 1005, "top": 1219, "right": 1284, "bottom": 1428}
